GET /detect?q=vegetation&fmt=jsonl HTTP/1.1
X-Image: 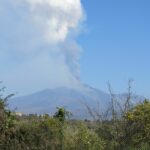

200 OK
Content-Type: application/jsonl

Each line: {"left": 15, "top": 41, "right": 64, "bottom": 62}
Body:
{"left": 0, "top": 85, "right": 150, "bottom": 150}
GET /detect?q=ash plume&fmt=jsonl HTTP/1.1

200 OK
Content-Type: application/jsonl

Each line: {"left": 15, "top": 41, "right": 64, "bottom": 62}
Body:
{"left": 0, "top": 0, "right": 85, "bottom": 94}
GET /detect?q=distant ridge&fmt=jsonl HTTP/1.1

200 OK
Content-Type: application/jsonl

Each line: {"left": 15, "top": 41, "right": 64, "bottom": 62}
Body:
{"left": 8, "top": 85, "right": 145, "bottom": 119}
{"left": 8, "top": 85, "right": 111, "bottom": 118}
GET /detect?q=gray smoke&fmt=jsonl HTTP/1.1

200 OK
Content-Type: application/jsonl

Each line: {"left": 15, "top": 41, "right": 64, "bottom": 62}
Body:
{"left": 0, "top": 0, "right": 85, "bottom": 94}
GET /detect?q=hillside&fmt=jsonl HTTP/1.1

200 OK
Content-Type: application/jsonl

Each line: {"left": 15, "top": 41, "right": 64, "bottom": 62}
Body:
{"left": 8, "top": 86, "right": 111, "bottom": 118}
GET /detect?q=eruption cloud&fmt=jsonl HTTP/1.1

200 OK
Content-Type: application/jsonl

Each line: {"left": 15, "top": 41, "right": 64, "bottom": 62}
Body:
{"left": 0, "top": 0, "right": 85, "bottom": 94}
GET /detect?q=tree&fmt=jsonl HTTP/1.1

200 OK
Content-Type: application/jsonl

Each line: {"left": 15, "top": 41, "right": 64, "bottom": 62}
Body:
{"left": 0, "top": 85, "right": 16, "bottom": 150}
{"left": 54, "top": 107, "right": 71, "bottom": 122}
{"left": 124, "top": 100, "right": 150, "bottom": 148}
{"left": 53, "top": 107, "right": 71, "bottom": 150}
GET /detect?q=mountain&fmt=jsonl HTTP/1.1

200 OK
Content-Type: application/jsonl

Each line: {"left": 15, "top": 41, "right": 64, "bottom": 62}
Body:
{"left": 8, "top": 85, "right": 111, "bottom": 119}
{"left": 8, "top": 85, "right": 145, "bottom": 119}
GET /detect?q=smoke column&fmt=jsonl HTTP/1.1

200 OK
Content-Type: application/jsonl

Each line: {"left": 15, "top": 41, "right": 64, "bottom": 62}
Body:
{"left": 0, "top": 0, "right": 85, "bottom": 94}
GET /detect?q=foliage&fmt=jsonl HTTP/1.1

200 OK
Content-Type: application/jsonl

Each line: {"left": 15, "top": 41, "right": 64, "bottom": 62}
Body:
{"left": 54, "top": 107, "right": 71, "bottom": 122}
{"left": 64, "top": 123, "right": 105, "bottom": 150}
{"left": 124, "top": 100, "right": 150, "bottom": 148}
{"left": 0, "top": 85, "right": 150, "bottom": 150}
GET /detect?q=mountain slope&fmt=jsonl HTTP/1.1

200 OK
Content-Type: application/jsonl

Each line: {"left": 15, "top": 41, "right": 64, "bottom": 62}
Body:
{"left": 8, "top": 86, "right": 111, "bottom": 118}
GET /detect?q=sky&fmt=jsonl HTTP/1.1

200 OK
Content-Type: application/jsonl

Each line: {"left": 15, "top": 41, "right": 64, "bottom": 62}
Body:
{"left": 79, "top": 0, "right": 150, "bottom": 97}
{"left": 0, "top": 0, "right": 150, "bottom": 97}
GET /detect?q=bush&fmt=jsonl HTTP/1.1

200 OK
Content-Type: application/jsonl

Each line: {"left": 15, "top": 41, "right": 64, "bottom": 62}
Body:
{"left": 124, "top": 100, "right": 150, "bottom": 148}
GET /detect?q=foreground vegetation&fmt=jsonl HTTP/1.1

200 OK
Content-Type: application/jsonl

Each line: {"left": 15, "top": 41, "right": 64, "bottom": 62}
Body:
{"left": 0, "top": 86, "right": 150, "bottom": 150}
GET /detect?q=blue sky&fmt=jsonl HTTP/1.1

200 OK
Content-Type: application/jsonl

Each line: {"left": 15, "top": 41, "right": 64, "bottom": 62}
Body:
{"left": 0, "top": 0, "right": 150, "bottom": 97}
{"left": 79, "top": 0, "right": 150, "bottom": 97}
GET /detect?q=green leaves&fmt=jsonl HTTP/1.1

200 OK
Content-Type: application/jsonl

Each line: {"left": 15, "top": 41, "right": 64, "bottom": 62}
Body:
{"left": 54, "top": 107, "right": 71, "bottom": 122}
{"left": 124, "top": 100, "right": 150, "bottom": 147}
{"left": 0, "top": 83, "right": 150, "bottom": 150}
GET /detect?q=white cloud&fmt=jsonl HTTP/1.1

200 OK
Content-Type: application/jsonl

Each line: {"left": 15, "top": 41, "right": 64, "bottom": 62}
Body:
{"left": 19, "top": 0, "right": 83, "bottom": 44}
{"left": 0, "top": 0, "right": 85, "bottom": 94}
